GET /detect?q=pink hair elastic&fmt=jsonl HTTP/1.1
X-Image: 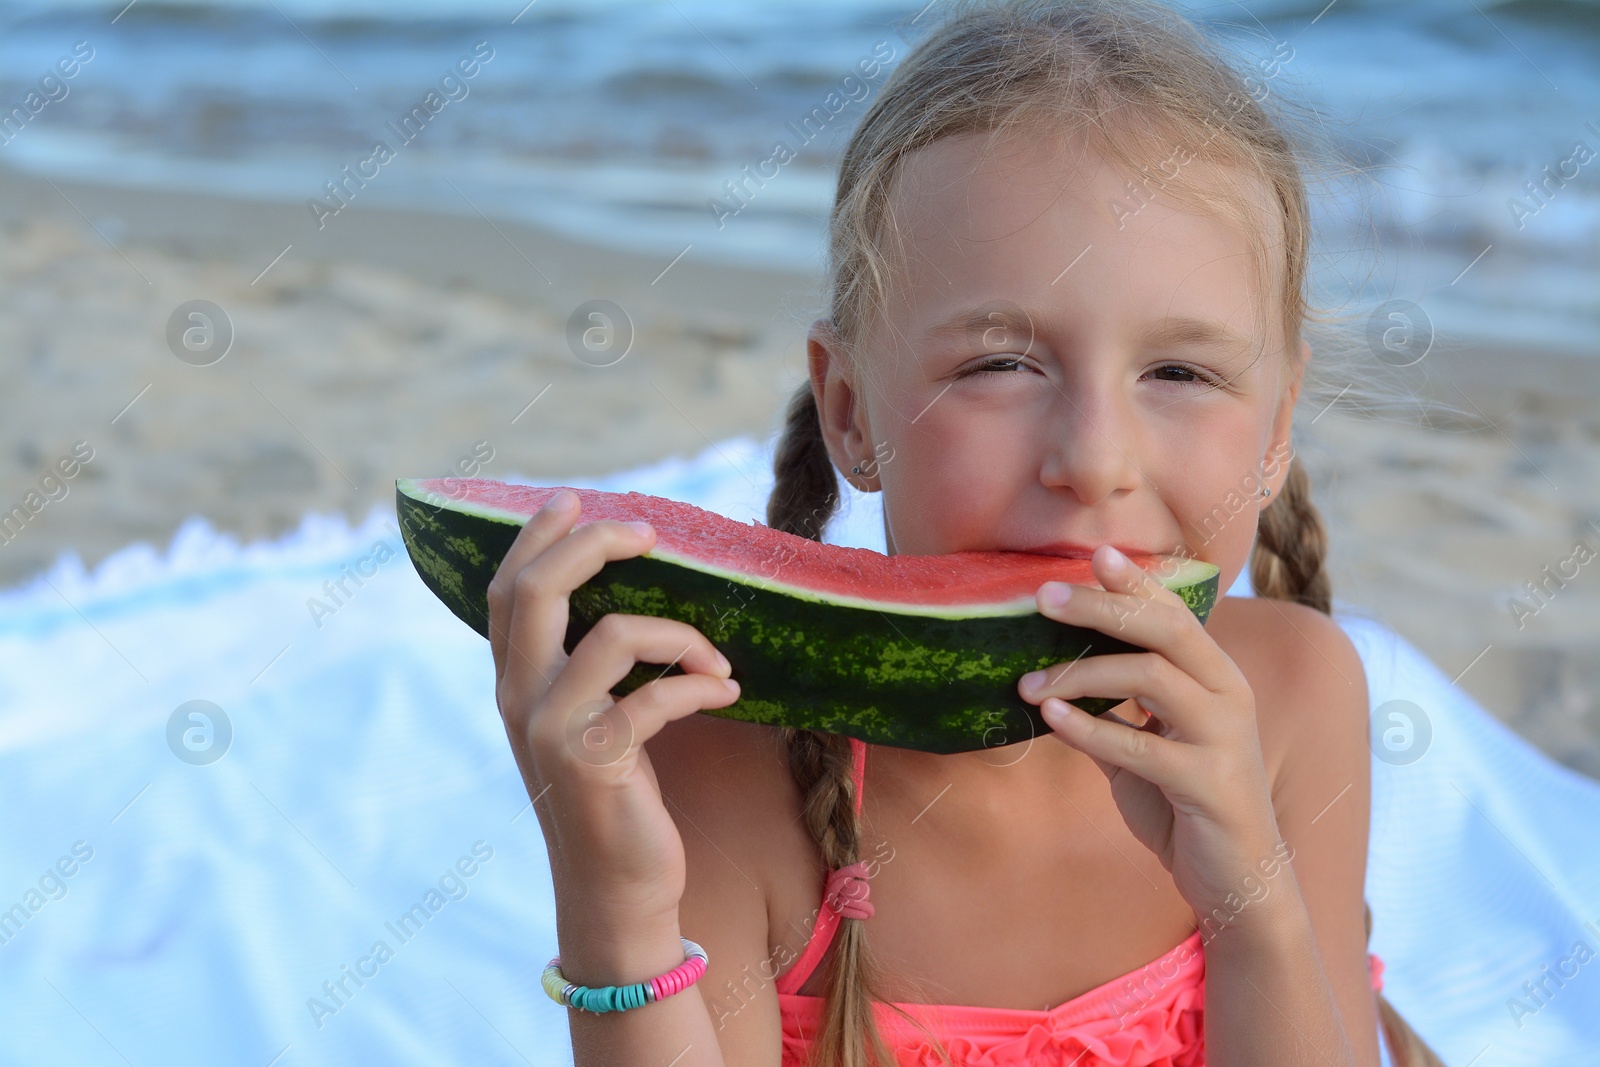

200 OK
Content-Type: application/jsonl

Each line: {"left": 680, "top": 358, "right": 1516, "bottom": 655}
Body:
{"left": 826, "top": 860, "right": 876, "bottom": 920}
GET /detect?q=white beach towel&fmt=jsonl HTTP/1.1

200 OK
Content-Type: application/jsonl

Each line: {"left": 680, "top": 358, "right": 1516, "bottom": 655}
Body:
{"left": 1, "top": 436, "right": 1596, "bottom": 1066}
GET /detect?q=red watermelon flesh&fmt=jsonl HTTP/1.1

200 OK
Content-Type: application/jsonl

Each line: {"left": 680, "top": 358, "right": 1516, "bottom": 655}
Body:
{"left": 405, "top": 477, "right": 1195, "bottom": 618}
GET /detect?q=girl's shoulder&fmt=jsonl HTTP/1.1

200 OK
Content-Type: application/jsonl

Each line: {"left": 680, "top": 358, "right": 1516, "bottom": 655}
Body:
{"left": 1205, "top": 596, "right": 1370, "bottom": 794}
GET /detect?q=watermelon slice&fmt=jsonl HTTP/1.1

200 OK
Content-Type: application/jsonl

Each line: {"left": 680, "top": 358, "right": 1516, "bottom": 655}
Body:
{"left": 395, "top": 478, "right": 1220, "bottom": 754}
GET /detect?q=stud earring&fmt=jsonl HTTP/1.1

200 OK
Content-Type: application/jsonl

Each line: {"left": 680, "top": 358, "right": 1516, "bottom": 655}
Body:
{"left": 1261, "top": 485, "right": 1272, "bottom": 500}
{"left": 852, "top": 465, "right": 861, "bottom": 475}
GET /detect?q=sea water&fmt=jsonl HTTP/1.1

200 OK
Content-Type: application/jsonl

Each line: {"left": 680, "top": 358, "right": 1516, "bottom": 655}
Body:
{"left": 0, "top": 0, "right": 1595, "bottom": 352}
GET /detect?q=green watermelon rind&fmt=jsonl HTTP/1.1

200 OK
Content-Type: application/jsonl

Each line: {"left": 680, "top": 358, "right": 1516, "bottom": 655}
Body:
{"left": 394, "top": 479, "right": 1221, "bottom": 755}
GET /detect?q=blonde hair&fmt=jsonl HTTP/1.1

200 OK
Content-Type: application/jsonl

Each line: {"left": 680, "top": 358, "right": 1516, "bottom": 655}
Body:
{"left": 766, "top": 1, "right": 1444, "bottom": 1064}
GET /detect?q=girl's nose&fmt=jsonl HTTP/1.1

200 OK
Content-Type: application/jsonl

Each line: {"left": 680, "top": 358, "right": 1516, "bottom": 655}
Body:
{"left": 1037, "top": 389, "right": 1142, "bottom": 506}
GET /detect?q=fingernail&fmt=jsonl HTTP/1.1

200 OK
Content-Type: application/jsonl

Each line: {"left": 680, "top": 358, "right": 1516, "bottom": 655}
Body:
{"left": 722, "top": 677, "right": 740, "bottom": 695}
{"left": 1020, "top": 669, "right": 1046, "bottom": 694}
{"left": 1040, "top": 582, "right": 1072, "bottom": 609}
{"left": 545, "top": 489, "right": 576, "bottom": 511}
{"left": 714, "top": 650, "right": 731, "bottom": 672}
{"left": 1102, "top": 545, "right": 1128, "bottom": 571}
{"left": 626, "top": 521, "right": 653, "bottom": 536}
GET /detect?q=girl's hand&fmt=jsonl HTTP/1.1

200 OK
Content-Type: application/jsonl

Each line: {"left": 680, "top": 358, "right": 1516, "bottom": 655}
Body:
{"left": 1017, "top": 545, "right": 1283, "bottom": 925}
{"left": 485, "top": 489, "right": 742, "bottom": 927}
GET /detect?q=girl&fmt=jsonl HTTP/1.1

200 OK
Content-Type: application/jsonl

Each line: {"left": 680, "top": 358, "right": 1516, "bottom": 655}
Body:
{"left": 487, "top": 1, "right": 1446, "bottom": 1064}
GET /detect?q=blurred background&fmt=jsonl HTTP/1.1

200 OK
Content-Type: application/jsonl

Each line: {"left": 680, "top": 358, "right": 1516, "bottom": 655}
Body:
{"left": 1, "top": 0, "right": 1598, "bottom": 1062}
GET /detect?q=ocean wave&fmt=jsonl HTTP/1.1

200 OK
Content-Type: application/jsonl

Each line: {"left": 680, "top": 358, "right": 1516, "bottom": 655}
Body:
{"left": 1, "top": 0, "right": 1593, "bottom": 346}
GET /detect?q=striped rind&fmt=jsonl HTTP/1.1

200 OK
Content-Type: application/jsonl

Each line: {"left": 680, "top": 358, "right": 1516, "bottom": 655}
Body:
{"left": 395, "top": 479, "right": 1222, "bottom": 754}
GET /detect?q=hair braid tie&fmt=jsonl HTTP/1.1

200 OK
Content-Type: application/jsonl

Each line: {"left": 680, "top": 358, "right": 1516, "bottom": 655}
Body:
{"left": 825, "top": 861, "right": 876, "bottom": 920}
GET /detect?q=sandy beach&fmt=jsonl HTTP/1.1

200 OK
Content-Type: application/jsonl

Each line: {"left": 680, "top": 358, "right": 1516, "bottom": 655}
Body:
{"left": 3, "top": 161, "right": 1597, "bottom": 777}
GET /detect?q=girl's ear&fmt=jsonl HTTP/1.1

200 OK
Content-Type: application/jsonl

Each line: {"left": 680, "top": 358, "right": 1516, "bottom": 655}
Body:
{"left": 807, "top": 318, "right": 878, "bottom": 491}
{"left": 1263, "top": 338, "right": 1310, "bottom": 492}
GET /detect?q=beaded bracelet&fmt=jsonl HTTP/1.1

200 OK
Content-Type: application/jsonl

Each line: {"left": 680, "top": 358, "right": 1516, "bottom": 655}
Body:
{"left": 542, "top": 937, "right": 709, "bottom": 1014}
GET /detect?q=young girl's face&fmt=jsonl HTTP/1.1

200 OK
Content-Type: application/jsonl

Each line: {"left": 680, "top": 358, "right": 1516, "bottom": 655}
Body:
{"left": 815, "top": 127, "right": 1304, "bottom": 595}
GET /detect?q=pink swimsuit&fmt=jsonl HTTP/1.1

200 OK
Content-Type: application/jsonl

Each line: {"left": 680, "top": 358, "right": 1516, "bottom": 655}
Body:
{"left": 775, "top": 736, "right": 1386, "bottom": 1066}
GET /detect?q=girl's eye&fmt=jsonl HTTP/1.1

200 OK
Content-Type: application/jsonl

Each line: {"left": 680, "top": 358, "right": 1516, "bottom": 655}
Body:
{"left": 1145, "top": 363, "right": 1220, "bottom": 388}
{"left": 960, "top": 356, "right": 1028, "bottom": 377}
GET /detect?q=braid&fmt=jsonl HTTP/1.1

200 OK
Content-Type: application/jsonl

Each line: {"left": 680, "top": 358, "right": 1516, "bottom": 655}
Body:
{"left": 1250, "top": 454, "right": 1332, "bottom": 614}
{"left": 768, "top": 380, "right": 952, "bottom": 1067}
{"left": 1366, "top": 905, "right": 1448, "bottom": 1067}
{"left": 767, "top": 383, "right": 843, "bottom": 540}
{"left": 779, "top": 729, "right": 899, "bottom": 1067}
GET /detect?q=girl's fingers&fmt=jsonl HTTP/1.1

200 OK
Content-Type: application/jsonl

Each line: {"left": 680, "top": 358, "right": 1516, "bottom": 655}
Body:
{"left": 1041, "top": 696, "right": 1185, "bottom": 787}
{"left": 486, "top": 489, "right": 583, "bottom": 676}
{"left": 489, "top": 507, "right": 662, "bottom": 699}
{"left": 1018, "top": 651, "right": 1213, "bottom": 742}
{"left": 532, "top": 614, "right": 736, "bottom": 755}
{"left": 1035, "top": 545, "right": 1236, "bottom": 695}
{"left": 552, "top": 671, "right": 742, "bottom": 774}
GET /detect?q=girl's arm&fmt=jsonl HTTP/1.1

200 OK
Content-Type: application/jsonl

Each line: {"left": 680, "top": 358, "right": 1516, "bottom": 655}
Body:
{"left": 1018, "top": 546, "right": 1375, "bottom": 1067}
{"left": 486, "top": 493, "right": 778, "bottom": 1067}
{"left": 1199, "top": 601, "right": 1380, "bottom": 1067}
